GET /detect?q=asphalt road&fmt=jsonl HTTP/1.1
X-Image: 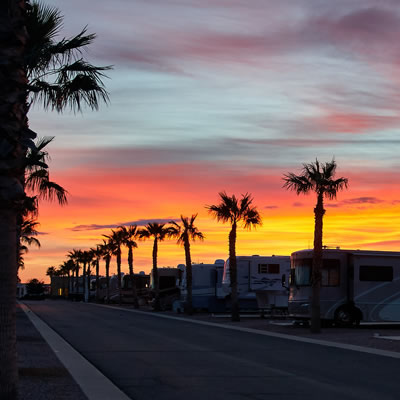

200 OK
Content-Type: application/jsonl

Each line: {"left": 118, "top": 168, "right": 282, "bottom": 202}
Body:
{"left": 27, "top": 301, "right": 399, "bottom": 400}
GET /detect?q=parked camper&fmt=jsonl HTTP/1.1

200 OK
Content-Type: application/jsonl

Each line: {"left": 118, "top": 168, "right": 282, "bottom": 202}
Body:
{"left": 178, "top": 259, "right": 226, "bottom": 312}
{"left": 222, "top": 255, "right": 291, "bottom": 310}
{"left": 150, "top": 267, "right": 183, "bottom": 310}
{"left": 289, "top": 248, "right": 400, "bottom": 325}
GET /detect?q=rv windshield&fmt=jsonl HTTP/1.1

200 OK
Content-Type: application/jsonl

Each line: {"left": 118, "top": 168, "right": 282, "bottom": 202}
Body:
{"left": 293, "top": 258, "right": 312, "bottom": 286}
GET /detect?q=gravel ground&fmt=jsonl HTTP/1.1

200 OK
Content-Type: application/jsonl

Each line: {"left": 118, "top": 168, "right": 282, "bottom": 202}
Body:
{"left": 16, "top": 303, "right": 88, "bottom": 400}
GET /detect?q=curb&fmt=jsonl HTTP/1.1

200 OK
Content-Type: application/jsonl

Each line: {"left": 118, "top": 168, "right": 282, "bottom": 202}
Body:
{"left": 20, "top": 303, "right": 132, "bottom": 400}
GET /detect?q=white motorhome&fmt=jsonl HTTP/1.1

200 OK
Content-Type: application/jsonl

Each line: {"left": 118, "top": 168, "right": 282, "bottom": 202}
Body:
{"left": 289, "top": 248, "right": 400, "bottom": 325}
{"left": 179, "top": 260, "right": 226, "bottom": 312}
{"left": 222, "top": 255, "right": 291, "bottom": 310}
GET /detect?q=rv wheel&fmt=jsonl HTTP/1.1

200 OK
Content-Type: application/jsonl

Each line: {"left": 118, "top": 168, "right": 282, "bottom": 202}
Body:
{"left": 334, "top": 307, "right": 354, "bottom": 327}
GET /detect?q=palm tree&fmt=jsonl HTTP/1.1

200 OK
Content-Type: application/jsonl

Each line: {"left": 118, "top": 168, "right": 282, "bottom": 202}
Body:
{"left": 99, "top": 240, "right": 112, "bottom": 303}
{"left": 283, "top": 159, "right": 348, "bottom": 333}
{"left": 68, "top": 249, "right": 83, "bottom": 297}
{"left": 90, "top": 246, "right": 102, "bottom": 302}
{"left": 139, "top": 223, "right": 175, "bottom": 311}
{"left": 119, "top": 225, "right": 140, "bottom": 308}
{"left": 104, "top": 229, "right": 125, "bottom": 305}
{"left": 0, "top": 3, "right": 29, "bottom": 396}
{"left": 79, "top": 250, "right": 92, "bottom": 302}
{"left": 1, "top": 3, "right": 109, "bottom": 396}
{"left": 25, "top": 1, "right": 111, "bottom": 113}
{"left": 207, "top": 192, "right": 262, "bottom": 322}
{"left": 170, "top": 215, "right": 205, "bottom": 315}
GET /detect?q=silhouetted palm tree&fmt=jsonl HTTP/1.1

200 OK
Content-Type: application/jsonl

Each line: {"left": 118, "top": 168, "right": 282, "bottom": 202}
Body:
{"left": 283, "top": 159, "right": 348, "bottom": 333}
{"left": 99, "top": 240, "right": 112, "bottom": 303}
{"left": 104, "top": 229, "right": 125, "bottom": 305}
{"left": 139, "top": 223, "right": 175, "bottom": 311}
{"left": 0, "top": 2, "right": 30, "bottom": 397}
{"left": 119, "top": 225, "right": 140, "bottom": 308}
{"left": 25, "top": 1, "right": 111, "bottom": 112}
{"left": 207, "top": 192, "right": 261, "bottom": 321}
{"left": 170, "top": 215, "right": 204, "bottom": 315}
{"left": 68, "top": 249, "right": 83, "bottom": 296}
{"left": 1, "top": 3, "right": 110, "bottom": 395}
{"left": 90, "top": 246, "right": 102, "bottom": 302}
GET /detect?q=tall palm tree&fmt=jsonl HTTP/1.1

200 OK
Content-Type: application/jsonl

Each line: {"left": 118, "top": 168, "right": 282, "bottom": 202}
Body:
{"left": 170, "top": 215, "right": 205, "bottom": 315}
{"left": 283, "top": 159, "right": 348, "bottom": 333}
{"left": 139, "top": 223, "right": 175, "bottom": 311}
{"left": 207, "top": 192, "right": 262, "bottom": 322}
{"left": 0, "top": 2, "right": 29, "bottom": 397}
{"left": 25, "top": 1, "right": 111, "bottom": 113}
{"left": 68, "top": 249, "right": 83, "bottom": 297}
{"left": 104, "top": 229, "right": 125, "bottom": 305}
{"left": 79, "top": 250, "right": 92, "bottom": 302}
{"left": 1, "top": 3, "right": 109, "bottom": 396}
{"left": 119, "top": 225, "right": 140, "bottom": 308}
{"left": 99, "top": 240, "right": 112, "bottom": 303}
{"left": 90, "top": 246, "right": 102, "bottom": 302}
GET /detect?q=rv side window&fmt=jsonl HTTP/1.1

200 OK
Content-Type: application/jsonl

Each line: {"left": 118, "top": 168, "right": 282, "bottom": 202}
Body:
{"left": 321, "top": 259, "right": 340, "bottom": 287}
{"left": 268, "top": 264, "right": 280, "bottom": 274}
{"left": 258, "top": 264, "right": 268, "bottom": 273}
{"left": 359, "top": 266, "right": 393, "bottom": 282}
{"left": 293, "top": 258, "right": 312, "bottom": 286}
{"left": 258, "top": 264, "right": 280, "bottom": 274}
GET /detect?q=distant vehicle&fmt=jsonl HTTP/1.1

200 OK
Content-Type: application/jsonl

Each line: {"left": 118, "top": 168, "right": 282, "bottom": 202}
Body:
{"left": 17, "top": 283, "right": 27, "bottom": 299}
{"left": 178, "top": 259, "right": 226, "bottom": 312}
{"left": 221, "top": 255, "right": 291, "bottom": 311}
{"left": 289, "top": 248, "right": 400, "bottom": 325}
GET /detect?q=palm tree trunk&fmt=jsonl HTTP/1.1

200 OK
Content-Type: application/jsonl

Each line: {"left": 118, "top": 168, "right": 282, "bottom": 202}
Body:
{"left": 184, "top": 236, "right": 193, "bottom": 315}
{"left": 95, "top": 259, "right": 99, "bottom": 302}
{"left": 0, "top": 2, "right": 28, "bottom": 397}
{"left": 86, "top": 265, "right": 91, "bottom": 302}
{"left": 311, "top": 193, "right": 325, "bottom": 333}
{"left": 105, "top": 257, "right": 110, "bottom": 303}
{"left": 74, "top": 265, "right": 79, "bottom": 299}
{"left": 128, "top": 245, "right": 139, "bottom": 308}
{"left": 152, "top": 238, "right": 160, "bottom": 311}
{"left": 229, "top": 221, "right": 240, "bottom": 322}
{"left": 82, "top": 261, "right": 87, "bottom": 301}
{"left": 117, "top": 247, "right": 122, "bottom": 305}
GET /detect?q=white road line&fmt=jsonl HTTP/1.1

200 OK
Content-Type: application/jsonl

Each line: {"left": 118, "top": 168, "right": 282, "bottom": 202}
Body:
{"left": 20, "top": 303, "right": 132, "bottom": 400}
{"left": 90, "top": 303, "right": 400, "bottom": 360}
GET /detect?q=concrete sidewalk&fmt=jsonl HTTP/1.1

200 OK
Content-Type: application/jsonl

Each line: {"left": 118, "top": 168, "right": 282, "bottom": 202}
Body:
{"left": 17, "top": 303, "right": 88, "bottom": 400}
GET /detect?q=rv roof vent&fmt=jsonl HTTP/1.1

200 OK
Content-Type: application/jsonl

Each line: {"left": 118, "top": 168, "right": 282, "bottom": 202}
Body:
{"left": 214, "top": 259, "right": 225, "bottom": 265}
{"left": 139, "top": 271, "right": 145, "bottom": 275}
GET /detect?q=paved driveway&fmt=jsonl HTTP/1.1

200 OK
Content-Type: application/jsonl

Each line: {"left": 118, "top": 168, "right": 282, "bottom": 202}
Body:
{"left": 27, "top": 301, "right": 400, "bottom": 400}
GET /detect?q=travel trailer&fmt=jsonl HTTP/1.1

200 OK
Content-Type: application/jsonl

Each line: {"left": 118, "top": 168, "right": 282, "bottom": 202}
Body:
{"left": 289, "top": 248, "right": 400, "bottom": 325}
{"left": 221, "top": 255, "right": 291, "bottom": 310}
{"left": 149, "top": 267, "right": 183, "bottom": 310}
{"left": 178, "top": 259, "right": 226, "bottom": 312}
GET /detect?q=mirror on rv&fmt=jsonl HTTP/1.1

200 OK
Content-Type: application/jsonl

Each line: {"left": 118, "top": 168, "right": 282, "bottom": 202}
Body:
{"left": 281, "top": 274, "right": 287, "bottom": 289}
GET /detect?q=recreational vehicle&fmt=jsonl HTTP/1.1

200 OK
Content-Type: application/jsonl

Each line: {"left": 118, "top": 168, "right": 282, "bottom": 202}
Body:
{"left": 178, "top": 259, "right": 226, "bottom": 312}
{"left": 149, "top": 267, "right": 183, "bottom": 310}
{"left": 221, "top": 255, "right": 291, "bottom": 310}
{"left": 289, "top": 248, "right": 400, "bottom": 325}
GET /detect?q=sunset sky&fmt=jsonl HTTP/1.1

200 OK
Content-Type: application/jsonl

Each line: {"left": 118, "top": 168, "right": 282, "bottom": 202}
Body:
{"left": 23, "top": 0, "right": 400, "bottom": 283}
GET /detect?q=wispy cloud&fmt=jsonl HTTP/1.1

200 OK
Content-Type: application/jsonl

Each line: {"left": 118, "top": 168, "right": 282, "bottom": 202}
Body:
{"left": 69, "top": 218, "right": 179, "bottom": 232}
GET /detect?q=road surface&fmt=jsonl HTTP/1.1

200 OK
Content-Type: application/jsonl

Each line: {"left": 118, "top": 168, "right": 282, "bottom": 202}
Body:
{"left": 26, "top": 301, "right": 399, "bottom": 400}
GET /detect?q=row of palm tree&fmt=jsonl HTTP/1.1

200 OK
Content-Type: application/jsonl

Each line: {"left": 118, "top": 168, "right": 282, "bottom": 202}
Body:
{"left": 53, "top": 191, "right": 262, "bottom": 320}
{"left": 52, "top": 158, "right": 347, "bottom": 331}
